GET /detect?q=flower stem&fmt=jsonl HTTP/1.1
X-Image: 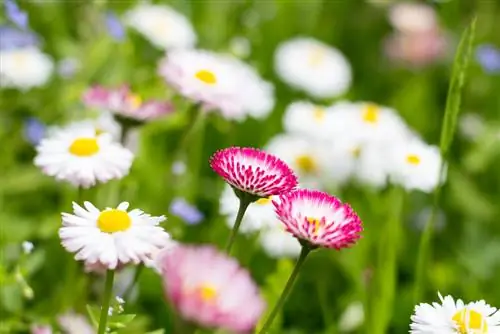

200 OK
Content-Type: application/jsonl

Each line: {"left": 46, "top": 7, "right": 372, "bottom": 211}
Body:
{"left": 97, "top": 270, "right": 115, "bottom": 334}
{"left": 258, "top": 246, "right": 311, "bottom": 334}
{"left": 122, "top": 264, "right": 143, "bottom": 301}
{"left": 224, "top": 197, "right": 251, "bottom": 254}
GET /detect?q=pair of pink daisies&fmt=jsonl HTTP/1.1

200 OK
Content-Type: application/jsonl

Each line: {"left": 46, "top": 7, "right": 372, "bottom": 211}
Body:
{"left": 156, "top": 147, "right": 363, "bottom": 333}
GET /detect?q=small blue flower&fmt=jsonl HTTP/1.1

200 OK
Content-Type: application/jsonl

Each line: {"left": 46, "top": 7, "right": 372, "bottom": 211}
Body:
{"left": 105, "top": 11, "right": 125, "bottom": 42}
{"left": 23, "top": 117, "right": 46, "bottom": 146}
{"left": 5, "top": 0, "right": 29, "bottom": 30}
{"left": 0, "top": 25, "right": 39, "bottom": 51}
{"left": 476, "top": 44, "right": 500, "bottom": 74}
{"left": 169, "top": 198, "right": 204, "bottom": 225}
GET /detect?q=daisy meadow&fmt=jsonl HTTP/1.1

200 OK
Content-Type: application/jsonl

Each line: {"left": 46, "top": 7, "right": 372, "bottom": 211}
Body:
{"left": 156, "top": 245, "right": 266, "bottom": 333}
{"left": 59, "top": 201, "right": 171, "bottom": 270}
{"left": 282, "top": 101, "right": 336, "bottom": 141}
{"left": 83, "top": 85, "right": 173, "bottom": 123}
{"left": 410, "top": 292, "right": 500, "bottom": 333}
{"left": 274, "top": 189, "right": 363, "bottom": 250}
{"left": 159, "top": 49, "right": 275, "bottom": 121}
{"left": 259, "top": 224, "right": 301, "bottom": 259}
{"left": 34, "top": 124, "right": 133, "bottom": 188}
{"left": 124, "top": 3, "right": 196, "bottom": 50}
{"left": 274, "top": 37, "right": 352, "bottom": 99}
{"left": 210, "top": 146, "right": 298, "bottom": 199}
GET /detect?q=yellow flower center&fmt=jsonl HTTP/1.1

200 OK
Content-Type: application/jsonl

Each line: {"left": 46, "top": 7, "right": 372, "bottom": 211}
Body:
{"left": 195, "top": 69, "right": 217, "bottom": 85}
{"left": 313, "top": 107, "right": 326, "bottom": 122}
{"left": 406, "top": 154, "right": 421, "bottom": 165}
{"left": 94, "top": 127, "right": 105, "bottom": 136}
{"left": 127, "top": 94, "right": 142, "bottom": 109}
{"left": 362, "top": 104, "right": 380, "bottom": 124}
{"left": 13, "top": 52, "right": 27, "bottom": 67}
{"left": 452, "top": 309, "right": 488, "bottom": 334}
{"left": 295, "top": 155, "right": 317, "bottom": 174}
{"left": 97, "top": 209, "right": 131, "bottom": 233}
{"left": 198, "top": 284, "right": 217, "bottom": 302}
{"left": 69, "top": 138, "right": 99, "bottom": 157}
{"left": 256, "top": 197, "right": 272, "bottom": 205}
{"left": 350, "top": 146, "right": 361, "bottom": 158}
{"left": 306, "top": 217, "right": 321, "bottom": 235}
{"left": 308, "top": 47, "right": 326, "bottom": 66}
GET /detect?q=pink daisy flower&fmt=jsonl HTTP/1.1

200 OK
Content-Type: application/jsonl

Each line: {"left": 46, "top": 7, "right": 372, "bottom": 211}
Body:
{"left": 210, "top": 147, "right": 298, "bottom": 198}
{"left": 157, "top": 245, "right": 265, "bottom": 333}
{"left": 273, "top": 189, "right": 362, "bottom": 249}
{"left": 83, "top": 85, "right": 173, "bottom": 122}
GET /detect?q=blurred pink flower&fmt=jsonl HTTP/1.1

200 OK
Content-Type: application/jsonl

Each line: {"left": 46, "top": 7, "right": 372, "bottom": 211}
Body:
{"left": 157, "top": 245, "right": 265, "bottom": 333}
{"left": 83, "top": 85, "right": 173, "bottom": 122}
{"left": 210, "top": 147, "right": 298, "bottom": 198}
{"left": 30, "top": 325, "right": 52, "bottom": 334}
{"left": 274, "top": 189, "right": 363, "bottom": 249}
{"left": 388, "top": 2, "right": 437, "bottom": 34}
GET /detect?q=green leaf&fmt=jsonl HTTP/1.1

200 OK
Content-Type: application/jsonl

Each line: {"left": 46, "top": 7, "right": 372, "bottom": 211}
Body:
{"left": 439, "top": 16, "right": 477, "bottom": 157}
{"left": 108, "top": 314, "right": 137, "bottom": 329}
{"left": 145, "top": 330, "right": 165, "bottom": 334}
{"left": 86, "top": 304, "right": 100, "bottom": 328}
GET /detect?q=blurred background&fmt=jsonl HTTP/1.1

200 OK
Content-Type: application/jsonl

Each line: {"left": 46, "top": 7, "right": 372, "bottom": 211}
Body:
{"left": 1, "top": 0, "right": 499, "bottom": 333}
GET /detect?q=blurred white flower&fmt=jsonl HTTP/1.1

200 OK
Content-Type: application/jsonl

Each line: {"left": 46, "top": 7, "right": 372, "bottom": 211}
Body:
{"left": 35, "top": 124, "right": 133, "bottom": 188}
{"left": 57, "top": 311, "right": 94, "bottom": 334}
{"left": 388, "top": 2, "right": 437, "bottom": 34}
{"left": 259, "top": 224, "right": 301, "bottom": 259}
{"left": 229, "top": 36, "right": 251, "bottom": 58}
{"left": 159, "top": 49, "right": 274, "bottom": 121}
{"left": 353, "top": 142, "right": 391, "bottom": 189}
{"left": 459, "top": 113, "right": 486, "bottom": 141}
{"left": 0, "top": 47, "right": 53, "bottom": 90}
{"left": 22, "top": 241, "right": 34, "bottom": 254}
{"left": 172, "top": 160, "right": 187, "bottom": 175}
{"left": 388, "top": 137, "right": 443, "bottom": 193}
{"left": 275, "top": 37, "right": 351, "bottom": 99}
{"left": 282, "top": 101, "right": 337, "bottom": 141}
{"left": 339, "top": 301, "right": 365, "bottom": 332}
{"left": 50, "top": 112, "right": 121, "bottom": 141}
{"left": 125, "top": 4, "right": 196, "bottom": 50}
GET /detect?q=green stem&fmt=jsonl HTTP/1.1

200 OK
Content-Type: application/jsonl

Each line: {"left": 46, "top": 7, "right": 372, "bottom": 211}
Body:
{"left": 258, "top": 246, "right": 311, "bottom": 334}
{"left": 224, "top": 197, "right": 251, "bottom": 254}
{"left": 120, "top": 124, "right": 131, "bottom": 146}
{"left": 97, "top": 270, "right": 115, "bottom": 334}
{"left": 122, "top": 264, "right": 144, "bottom": 301}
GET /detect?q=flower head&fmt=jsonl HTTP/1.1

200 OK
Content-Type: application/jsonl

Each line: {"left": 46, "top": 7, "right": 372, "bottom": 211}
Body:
{"left": 388, "top": 2, "right": 437, "bottom": 34}
{"left": 0, "top": 25, "right": 39, "bottom": 51}
{"left": 274, "top": 189, "right": 362, "bottom": 249}
{"left": 275, "top": 37, "right": 352, "bottom": 98}
{"left": 210, "top": 147, "right": 298, "bottom": 198}
{"left": 169, "top": 198, "right": 204, "bottom": 225}
{"left": 5, "top": 0, "right": 28, "bottom": 30}
{"left": 57, "top": 311, "right": 94, "bottom": 334}
{"left": 34, "top": 124, "right": 133, "bottom": 188}
{"left": 24, "top": 117, "right": 46, "bottom": 145}
{"left": 83, "top": 85, "right": 173, "bottom": 122}
{"left": 0, "top": 47, "right": 53, "bottom": 90}
{"left": 476, "top": 44, "right": 500, "bottom": 74}
{"left": 410, "top": 292, "right": 500, "bottom": 333}
{"left": 157, "top": 245, "right": 265, "bottom": 332}
{"left": 105, "top": 11, "right": 125, "bottom": 42}
{"left": 124, "top": 4, "right": 196, "bottom": 50}
{"left": 60, "top": 201, "right": 171, "bottom": 270}
{"left": 22, "top": 241, "right": 34, "bottom": 254}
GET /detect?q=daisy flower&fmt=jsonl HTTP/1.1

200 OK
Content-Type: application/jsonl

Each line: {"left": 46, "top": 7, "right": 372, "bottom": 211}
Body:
{"left": 274, "top": 189, "right": 362, "bottom": 249}
{"left": 83, "top": 85, "right": 173, "bottom": 123}
{"left": 60, "top": 201, "right": 171, "bottom": 270}
{"left": 210, "top": 147, "right": 297, "bottom": 199}
{"left": 124, "top": 4, "right": 196, "bottom": 50}
{"left": 282, "top": 101, "right": 336, "bottom": 141}
{"left": 159, "top": 49, "right": 275, "bottom": 121}
{"left": 410, "top": 292, "right": 500, "bottom": 333}
{"left": 0, "top": 25, "right": 39, "bottom": 50}
{"left": 34, "top": 124, "right": 133, "bottom": 188}
{"left": 0, "top": 46, "right": 53, "bottom": 90}
{"left": 388, "top": 2, "right": 437, "bottom": 34}
{"left": 157, "top": 245, "right": 265, "bottom": 333}
{"left": 57, "top": 311, "right": 94, "bottom": 334}
{"left": 388, "top": 137, "right": 443, "bottom": 193}
{"left": 274, "top": 37, "right": 352, "bottom": 99}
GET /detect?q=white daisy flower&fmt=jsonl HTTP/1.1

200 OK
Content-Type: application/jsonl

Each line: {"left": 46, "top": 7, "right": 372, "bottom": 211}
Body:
{"left": 259, "top": 224, "right": 301, "bottom": 259}
{"left": 274, "top": 37, "right": 352, "bottom": 99}
{"left": 0, "top": 47, "right": 53, "bottom": 90}
{"left": 22, "top": 241, "right": 34, "bottom": 254}
{"left": 338, "top": 301, "right": 365, "bottom": 333}
{"left": 124, "top": 4, "right": 196, "bottom": 50}
{"left": 49, "top": 112, "right": 121, "bottom": 141}
{"left": 282, "top": 101, "right": 337, "bottom": 141}
{"left": 265, "top": 133, "right": 351, "bottom": 188}
{"left": 219, "top": 185, "right": 276, "bottom": 234}
{"left": 34, "top": 125, "right": 133, "bottom": 188}
{"left": 57, "top": 311, "right": 94, "bottom": 334}
{"left": 159, "top": 49, "right": 274, "bottom": 121}
{"left": 410, "top": 292, "right": 500, "bottom": 333}
{"left": 388, "top": 137, "right": 443, "bottom": 193}
{"left": 388, "top": 2, "right": 437, "bottom": 34}
{"left": 353, "top": 142, "right": 391, "bottom": 189}
{"left": 60, "top": 201, "right": 171, "bottom": 270}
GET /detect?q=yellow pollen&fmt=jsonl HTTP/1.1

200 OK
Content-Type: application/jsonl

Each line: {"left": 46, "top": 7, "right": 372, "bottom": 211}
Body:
{"left": 97, "top": 209, "right": 131, "bottom": 233}
{"left": 313, "top": 107, "right": 326, "bottom": 122}
{"left": 306, "top": 217, "right": 321, "bottom": 235}
{"left": 295, "top": 155, "right": 317, "bottom": 174}
{"left": 362, "top": 104, "right": 380, "bottom": 124}
{"left": 452, "top": 309, "right": 488, "bottom": 334}
{"left": 198, "top": 285, "right": 217, "bottom": 302}
{"left": 406, "top": 154, "right": 421, "bottom": 165}
{"left": 14, "top": 53, "right": 27, "bottom": 67}
{"left": 350, "top": 146, "right": 361, "bottom": 158}
{"left": 195, "top": 70, "right": 217, "bottom": 85}
{"left": 69, "top": 138, "right": 99, "bottom": 157}
{"left": 128, "top": 94, "right": 142, "bottom": 109}
{"left": 308, "top": 47, "right": 326, "bottom": 66}
{"left": 256, "top": 197, "right": 272, "bottom": 205}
